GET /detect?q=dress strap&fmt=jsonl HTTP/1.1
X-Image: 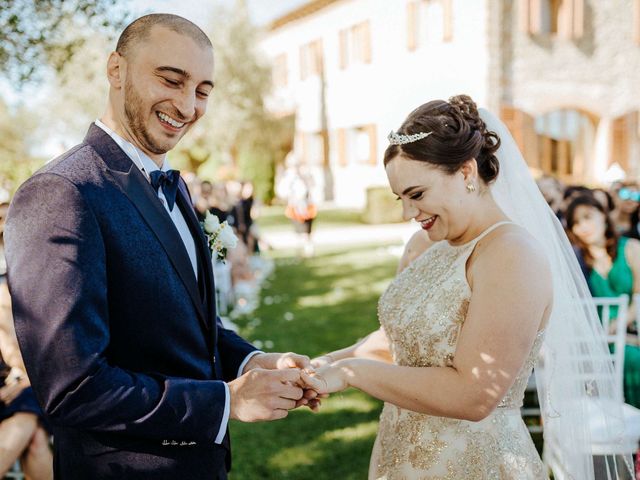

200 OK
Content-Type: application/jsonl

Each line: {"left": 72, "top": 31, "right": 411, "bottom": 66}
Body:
{"left": 454, "top": 220, "right": 515, "bottom": 249}
{"left": 474, "top": 220, "right": 514, "bottom": 243}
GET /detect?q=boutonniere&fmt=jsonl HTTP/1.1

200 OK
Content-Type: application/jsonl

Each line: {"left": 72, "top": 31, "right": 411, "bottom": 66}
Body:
{"left": 202, "top": 211, "right": 238, "bottom": 262}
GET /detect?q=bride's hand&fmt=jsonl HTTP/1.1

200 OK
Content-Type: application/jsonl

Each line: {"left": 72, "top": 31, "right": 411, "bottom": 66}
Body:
{"left": 301, "top": 361, "right": 351, "bottom": 395}
{"left": 310, "top": 354, "right": 335, "bottom": 369}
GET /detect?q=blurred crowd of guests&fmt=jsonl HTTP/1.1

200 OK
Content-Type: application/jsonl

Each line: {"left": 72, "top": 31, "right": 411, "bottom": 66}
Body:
{"left": 537, "top": 176, "right": 640, "bottom": 409}
{"left": 183, "top": 175, "right": 263, "bottom": 287}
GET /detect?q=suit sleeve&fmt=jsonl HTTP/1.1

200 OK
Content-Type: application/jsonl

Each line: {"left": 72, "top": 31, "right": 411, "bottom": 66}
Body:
{"left": 216, "top": 318, "right": 260, "bottom": 382}
{"left": 5, "top": 173, "right": 227, "bottom": 442}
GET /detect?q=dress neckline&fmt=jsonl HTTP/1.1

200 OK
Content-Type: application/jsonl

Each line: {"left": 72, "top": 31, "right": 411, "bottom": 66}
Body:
{"left": 447, "top": 220, "right": 515, "bottom": 249}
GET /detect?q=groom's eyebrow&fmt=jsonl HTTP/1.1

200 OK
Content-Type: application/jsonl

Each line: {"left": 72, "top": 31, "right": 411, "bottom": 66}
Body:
{"left": 155, "top": 66, "right": 215, "bottom": 88}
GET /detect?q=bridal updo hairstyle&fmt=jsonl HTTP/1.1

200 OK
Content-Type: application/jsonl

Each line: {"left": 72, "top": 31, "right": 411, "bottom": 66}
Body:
{"left": 384, "top": 95, "right": 501, "bottom": 186}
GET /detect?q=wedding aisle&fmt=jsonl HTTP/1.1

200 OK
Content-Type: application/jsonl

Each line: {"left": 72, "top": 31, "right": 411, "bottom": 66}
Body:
{"left": 228, "top": 239, "right": 399, "bottom": 479}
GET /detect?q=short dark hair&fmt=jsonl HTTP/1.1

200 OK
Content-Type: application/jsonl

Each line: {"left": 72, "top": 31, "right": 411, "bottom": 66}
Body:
{"left": 383, "top": 94, "right": 501, "bottom": 185}
{"left": 116, "top": 13, "right": 212, "bottom": 57}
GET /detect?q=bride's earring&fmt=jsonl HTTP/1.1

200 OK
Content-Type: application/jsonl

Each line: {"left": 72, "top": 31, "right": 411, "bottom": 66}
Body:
{"left": 466, "top": 183, "right": 476, "bottom": 193}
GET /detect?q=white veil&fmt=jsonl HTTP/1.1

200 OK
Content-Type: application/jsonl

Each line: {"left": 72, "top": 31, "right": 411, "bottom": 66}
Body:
{"left": 480, "top": 108, "right": 633, "bottom": 479}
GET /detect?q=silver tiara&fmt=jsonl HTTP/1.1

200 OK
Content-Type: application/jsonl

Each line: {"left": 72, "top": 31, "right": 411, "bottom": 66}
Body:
{"left": 387, "top": 130, "right": 433, "bottom": 145}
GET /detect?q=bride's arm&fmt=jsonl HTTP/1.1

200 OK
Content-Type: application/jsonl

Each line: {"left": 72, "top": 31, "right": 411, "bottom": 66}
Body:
{"left": 314, "top": 231, "right": 434, "bottom": 367}
{"left": 313, "top": 328, "right": 393, "bottom": 366}
{"left": 305, "top": 232, "right": 552, "bottom": 422}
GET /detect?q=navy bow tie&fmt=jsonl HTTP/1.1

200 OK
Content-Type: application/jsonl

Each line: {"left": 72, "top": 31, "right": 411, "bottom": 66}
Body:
{"left": 149, "top": 170, "right": 180, "bottom": 211}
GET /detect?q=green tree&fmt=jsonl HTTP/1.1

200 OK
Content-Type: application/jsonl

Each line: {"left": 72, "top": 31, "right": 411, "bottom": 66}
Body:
{"left": 175, "top": 0, "right": 293, "bottom": 203}
{"left": 39, "top": 34, "right": 111, "bottom": 143}
{"left": 0, "top": 100, "right": 43, "bottom": 197}
{"left": 0, "top": 0, "right": 127, "bottom": 84}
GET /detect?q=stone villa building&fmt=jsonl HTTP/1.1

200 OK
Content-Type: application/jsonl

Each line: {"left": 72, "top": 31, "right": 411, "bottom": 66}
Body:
{"left": 261, "top": 0, "right": 640, "bottom": 206}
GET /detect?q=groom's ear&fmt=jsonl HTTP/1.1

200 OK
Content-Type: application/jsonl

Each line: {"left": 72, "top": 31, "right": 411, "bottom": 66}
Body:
{"left": 106, "top": 51, "right": 124, "bottom": 90}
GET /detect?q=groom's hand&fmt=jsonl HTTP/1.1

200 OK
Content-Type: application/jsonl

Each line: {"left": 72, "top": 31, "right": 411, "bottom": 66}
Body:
{"left": 242, "top": 352, "right": 312, "bottom": 373}
{"left": 228, "top": 368, "right": 304, "bottom": 422}
{"left": 242, "top": 352, "right": 321, "bottom": 410}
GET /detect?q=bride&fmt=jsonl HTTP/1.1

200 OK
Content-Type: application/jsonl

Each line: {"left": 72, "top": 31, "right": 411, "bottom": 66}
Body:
{"left": 302, "top": 95, "right": 632, "bottom": 479}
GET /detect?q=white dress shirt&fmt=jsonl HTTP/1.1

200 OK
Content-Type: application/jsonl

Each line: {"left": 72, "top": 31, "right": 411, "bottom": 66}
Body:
{"left": 95, "top": 120, "right": 262, "bottom": 444}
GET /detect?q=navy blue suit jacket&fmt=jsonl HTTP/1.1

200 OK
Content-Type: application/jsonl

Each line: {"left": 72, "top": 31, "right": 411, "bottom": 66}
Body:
{"left": 4, "top": 124, "right": 258, "bottom": 479}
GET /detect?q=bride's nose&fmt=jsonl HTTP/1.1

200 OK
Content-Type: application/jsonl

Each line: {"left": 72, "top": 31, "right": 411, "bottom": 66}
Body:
{"left": 402, "top": 200, "right": 419, "bottom": 222}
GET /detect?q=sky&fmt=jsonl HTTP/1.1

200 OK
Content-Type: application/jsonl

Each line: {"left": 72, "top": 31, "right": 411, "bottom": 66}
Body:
{"left": 132, "top": 0, "right": 309, "bottom": 29}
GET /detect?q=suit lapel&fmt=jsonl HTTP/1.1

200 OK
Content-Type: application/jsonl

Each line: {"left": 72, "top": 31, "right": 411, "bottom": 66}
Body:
{"left": 175, "top": 189, "right": 218, "bottom": 351}
{"left": 84, "top": 124, "right": 209, "bottom": 332}
{"left": 175, "top": 186, "right": 218, "bottom": 326}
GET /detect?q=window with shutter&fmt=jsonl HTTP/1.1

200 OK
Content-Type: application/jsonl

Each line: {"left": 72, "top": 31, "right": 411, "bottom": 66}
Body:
{"left": 362, "top": 21, "right": 372, "bottom": 63}
{"left": 611, "top": 115, "right": 630, "bottom": 172}
{"left": 339, "top": 29, "right": 348, "bottom": 70}
{"left": 407, "top": 0, "right": 452, "bottom": 49}
{"left": 407, "top": 1, "right": 419, "bottom": 50}
{"left": 300, "top": 39, "right": 323, "bottom": 80}
{"left": 521, "top": 0, "right": 584, "bottom": 39}
{"left": 367, "top": 124, "right": 378, "bottom": 165}
{"left": 442, "top": 0, "right": 453, "bottom": 41}
{"left": 339, "top": 21, "right": 372, "bottom": 68}
{"left": 634, "top": 0, "right": 640, "bottom": 45}
{"left": 337, "top": 129, "right": 347, "bottom": 167}
{"left": 272, "top": 53, "right": 288, "bottom": 89}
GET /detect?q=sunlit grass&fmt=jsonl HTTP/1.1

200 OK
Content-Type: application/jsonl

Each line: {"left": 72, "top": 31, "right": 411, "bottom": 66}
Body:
{"left": 228, "top": 242, "right": 399, "bottom": 479}
{"left": 256, "top": 205, "right": 365, "bottom": 233}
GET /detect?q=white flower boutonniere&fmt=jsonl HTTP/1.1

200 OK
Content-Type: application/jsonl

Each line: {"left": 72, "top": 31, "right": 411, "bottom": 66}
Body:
{"left": 202, "top": 211, "right": 238, "bottom": 262}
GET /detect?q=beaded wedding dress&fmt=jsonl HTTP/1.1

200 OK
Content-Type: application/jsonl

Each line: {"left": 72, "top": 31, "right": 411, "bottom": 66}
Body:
{"left": 369, "top": 221, "right": 548, "bottom": 480}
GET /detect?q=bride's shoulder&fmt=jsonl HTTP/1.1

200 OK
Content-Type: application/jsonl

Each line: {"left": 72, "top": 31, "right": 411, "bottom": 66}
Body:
{"left": 471, "top": 224, "right": 551, "bottom": 281}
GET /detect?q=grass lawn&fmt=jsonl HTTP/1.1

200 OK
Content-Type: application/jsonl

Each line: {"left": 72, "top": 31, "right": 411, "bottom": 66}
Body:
{"left": 256, "top": 205, "right": 365, "bottom": 233}
{"left": 228, "top": 242, "right": 399, "bottom": 479}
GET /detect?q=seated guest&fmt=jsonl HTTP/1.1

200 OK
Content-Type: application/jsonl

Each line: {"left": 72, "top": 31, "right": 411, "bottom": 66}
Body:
{"left": 0, "top": 293, "right": 52, "bottom": 479}
{"left": 565, "top": 195, "right": 640, "bottom": 407}
{"left": 0, "top": 203, "right": 52, "bottom": 479}
{"left": 610, "top": 181, "right": 640, "bottom": 234}
{"left": 592, "top": 187, "right": 616, "bottom": 214}
{"left": 536, "top": 175, "right": 565, "bottom": 222}
{"left": 624, "top": 204, "right": 640, "bottom": 241}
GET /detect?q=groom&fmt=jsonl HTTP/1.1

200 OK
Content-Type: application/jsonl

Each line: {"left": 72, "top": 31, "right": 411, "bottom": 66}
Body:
{"left": 4, "top": 14, "right": 315, "bottom": 480}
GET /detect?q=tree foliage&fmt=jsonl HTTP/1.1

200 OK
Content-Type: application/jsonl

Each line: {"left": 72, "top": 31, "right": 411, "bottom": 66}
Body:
{"left": 174, "top": 1, "right": 294, "bottom": 202}
{"left": 40, "top": 34, "right": 111, "bottom": 142}
{"left": 0, "top": 0, "right": 127, "bottom": 84}
{"left": 0, "top": 100, "right": 43, "bottom": 198}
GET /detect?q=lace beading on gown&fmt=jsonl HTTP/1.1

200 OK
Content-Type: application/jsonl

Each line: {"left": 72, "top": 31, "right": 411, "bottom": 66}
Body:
{"left": 371, "top": 224, "right": 547, "bottom": 479}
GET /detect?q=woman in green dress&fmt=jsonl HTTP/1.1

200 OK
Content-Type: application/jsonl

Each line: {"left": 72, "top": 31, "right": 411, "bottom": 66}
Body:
{"left": 566, "top": 194, "right": 640, "bottom": 408}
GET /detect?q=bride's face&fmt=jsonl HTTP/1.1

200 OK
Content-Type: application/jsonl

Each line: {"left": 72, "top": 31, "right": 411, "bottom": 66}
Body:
{"left": 386, "top": 157, "right": 472, "bottom": 242}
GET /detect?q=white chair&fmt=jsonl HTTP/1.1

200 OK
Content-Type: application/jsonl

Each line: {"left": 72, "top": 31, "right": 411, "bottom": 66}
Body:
{"left": 631, "top": 293, "right": 640, "bottom": 345}
{"left": 545, "top": 295, "right": 640, "bottom": 479}
{"left": 521, "top": 373, "right": 543, "bottom": 434}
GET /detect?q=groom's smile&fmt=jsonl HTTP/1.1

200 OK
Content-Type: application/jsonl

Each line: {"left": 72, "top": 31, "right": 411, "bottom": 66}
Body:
{"left": 156, "top": 111, "right": 186, "bottom": 130}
